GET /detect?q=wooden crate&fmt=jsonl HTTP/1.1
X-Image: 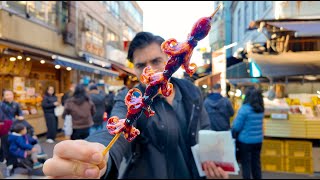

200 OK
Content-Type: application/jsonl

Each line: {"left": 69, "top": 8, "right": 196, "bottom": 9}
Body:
{"left": 285, "top": 157, "right": 313, "bottom": 174}
{"left": 261, "top": 156, "right": 285, "bottom": 172}
{"left": 261, "top": 139, "right": 285, "bottom": 156}
{"left": 285, "top": 140, "right": 312, "bottom": 158}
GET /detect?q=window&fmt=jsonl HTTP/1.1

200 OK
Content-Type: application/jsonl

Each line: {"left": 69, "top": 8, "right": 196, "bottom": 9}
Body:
{"left": 123, "top": 1, "right": 143, "bottom": 25}
{"left": 6, "top": 1, "right": 27, "bottom": 14}
{"left": 85, "top": 16, "right": 104, "bottom": 46}
{"left": 27, "top": 1, "right": 57, "bottom": 26}
{"left": 105, "top": 1, "right": 119, "bottom": 19}
{"left": 237, "top": 9, "right": 241, "bottom": 42}
{"left": 253, "top": 1, "right": 258, "bottom": 20}
{"left": 244, "top": 1, "right": 249, "bottom": 32}
{"left": 107, "top": 30, "right": 119, "bottom": 42}
{"left": 128, "top": 27, "right": 135, "bottom": 40}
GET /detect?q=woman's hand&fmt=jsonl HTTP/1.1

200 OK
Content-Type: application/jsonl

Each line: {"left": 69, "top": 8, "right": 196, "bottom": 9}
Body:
{"left": 203, "top": 161, "right": 229, "bottom": 179}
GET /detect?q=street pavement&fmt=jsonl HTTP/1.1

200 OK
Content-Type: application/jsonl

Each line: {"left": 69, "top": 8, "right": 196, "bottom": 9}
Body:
{"left": 1, "top": 132, "right": 320, "bottom": 179}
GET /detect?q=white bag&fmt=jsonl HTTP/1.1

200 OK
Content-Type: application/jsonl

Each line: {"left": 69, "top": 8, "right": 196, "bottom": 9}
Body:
{"left": 54, "top": 105, "right": 64, "bottom": 117}
{"left": 63, "top": 115, "right": 73, "bottom": 136}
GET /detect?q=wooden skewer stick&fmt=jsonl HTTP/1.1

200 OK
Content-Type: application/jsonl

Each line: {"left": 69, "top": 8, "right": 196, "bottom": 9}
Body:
{"left": 102, "top": 133, "right": 121, "bottom": 156}
{"left": 210, "top": 4, "right": 221, "bottom": 19}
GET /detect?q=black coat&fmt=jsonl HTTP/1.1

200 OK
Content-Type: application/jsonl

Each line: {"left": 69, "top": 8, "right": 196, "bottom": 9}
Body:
{"left": 89, "top": 90, "right": 106, "bottom": 125}
{"left": 41, "top": 95, "right": 58, "bottom": 114}
{"left": 86, "top": 78, "right": 211, "bottom": 179}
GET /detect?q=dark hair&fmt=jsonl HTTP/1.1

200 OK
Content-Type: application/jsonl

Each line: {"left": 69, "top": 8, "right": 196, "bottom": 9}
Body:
{"left": 45, "top": 86, "right": 55, "bottom": 96}
{"left": 213, "top": 83, "right": 221, "bottom": 90}
{"left": 89, "top": 84, "right": 98, "bottom": 91}
{"left": 127, "top": 32, "right": 165, "bottom": 63}
{"left": 243, "top": 86, "right": 264, "bottom": 113}
{"left": 12, "top": 122, "right": 26, "bottom": 133}
{"left": 73, "top": 84, "right": 89, "bottom": 104}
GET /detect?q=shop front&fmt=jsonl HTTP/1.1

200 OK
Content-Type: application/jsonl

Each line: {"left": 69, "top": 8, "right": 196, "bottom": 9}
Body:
{"left": 0, "top": 48, "right": 71, "bottom": 135}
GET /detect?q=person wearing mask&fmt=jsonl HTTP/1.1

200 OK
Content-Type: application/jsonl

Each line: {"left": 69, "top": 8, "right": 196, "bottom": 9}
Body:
{"left": 204, "top": 83, "right": 234, "bottom": 131}
{"left": 62, "top": 84, "right": 96, "bottom": 140}
{"left": 43, "top": 32, "right": 228, "bottom": 179}
{"left": 231, "top": 86, "right": 264, "bottom": 179}
{"left": 41, "top": 86, "right": 59, "bottom": 144}
{"left": 88, "top": 85, "right": 106, "bottom": 134}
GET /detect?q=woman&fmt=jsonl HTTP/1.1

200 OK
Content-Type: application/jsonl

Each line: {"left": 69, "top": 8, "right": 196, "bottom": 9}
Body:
{"left": 63, "top": 84, "right": 95, "bottom": 140}
{"left": 232, "top": 86, "right": 264, "bottom": 179}
{"left": 41, "top": 86, "right": 59, "bottom": 143}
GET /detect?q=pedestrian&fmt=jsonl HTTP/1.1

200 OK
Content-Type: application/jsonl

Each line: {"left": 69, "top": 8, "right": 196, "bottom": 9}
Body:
{"left": 88, "top": 85, "right": 106, "bottom": 134}
{"left": 62, "top": 84, "right": 96, "bottom": 140}
{"left": 104, "top": 90, "right": 115, "bottom": 119}
{"left": 204, "top": 83, "right": 234, "bottom": 131}
{"left": 231, "top": 86, "right": 264, "bottom": 179}
{"left": 61, "top": 83, "right": 76, "bottom": 106}
{"left": 41, "top": 86, "right": 59, "bottom": 144}
{"left": 0, "top": 90, "right": 24, "bottom": 167}
{"left": 8, "top": 123, "right": 44, "bottom": 169}
{"left": 43, "top": 32, "right": 228, "bottom": 179}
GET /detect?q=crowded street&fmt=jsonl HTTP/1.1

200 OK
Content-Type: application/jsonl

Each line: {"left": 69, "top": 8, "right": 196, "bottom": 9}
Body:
{"left": 1, "top": 1, "right": 320, "bottom": 179}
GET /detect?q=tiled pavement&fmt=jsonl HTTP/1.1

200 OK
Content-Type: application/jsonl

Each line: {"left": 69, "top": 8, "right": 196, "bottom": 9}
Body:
{"left": 2, "top": 132, "right": 320, "bottom": 179}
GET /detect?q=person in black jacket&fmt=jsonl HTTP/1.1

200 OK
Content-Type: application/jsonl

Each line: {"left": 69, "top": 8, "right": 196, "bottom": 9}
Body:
{"left": 43, "top": 32, "right": 228, "bottom": 179}
{"left": 204, "top": 83, "right": 234, "bottom": 131}
{"left": 88, "top": 85, "right": 106, "bottom": 134}
{"left": 41, "top": 86, "right": 59, "bottom": 143}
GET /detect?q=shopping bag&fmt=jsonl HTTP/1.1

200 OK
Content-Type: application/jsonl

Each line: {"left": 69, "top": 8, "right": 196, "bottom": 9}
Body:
{"left": 63, "top": 115, "right": 73, "bottom": 136}
{"left": 54, "top": 105, "right": 64, "bottom": 117}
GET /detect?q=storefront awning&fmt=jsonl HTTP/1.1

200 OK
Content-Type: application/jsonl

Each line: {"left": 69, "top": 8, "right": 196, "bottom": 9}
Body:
{"left": 248, "top": 51, "right": 320, "bottom": 77}
{"left": 110, "top": 60, "right": 136, "bottom": 76}
{"left": 53, "top": 56, "right": 119, "bottom": 77}
{"left": 249, "top": 19, "right": 320, "bottom": 37}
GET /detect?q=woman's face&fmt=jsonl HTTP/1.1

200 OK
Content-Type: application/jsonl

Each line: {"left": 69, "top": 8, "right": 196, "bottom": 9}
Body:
{"left": 48, "top": 87, "right": 55, "bottom": 95}
{"left": 3, "top": 91, "right": 14, "bottom": 103}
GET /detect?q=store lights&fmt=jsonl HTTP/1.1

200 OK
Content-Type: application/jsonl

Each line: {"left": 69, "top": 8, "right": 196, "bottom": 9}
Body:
{"left": 52, "top": 55, "right": 57, "bottom": 59}
{"left": 202, "top": 84, "right": 208, "bottom": 89}
{"left": 26, "top": 57, "right": 31, "bottom": 61}
{"left": 89, "top": 60, "right": 93, "bottom": 64}
{"left": 66, "top": 67, "right": 72, "bottom": 71}
{"left": 55, "top": 65, "right": 61, "bottom": 69}
{"left": 102, "top": 63, "right": 105, "bottom": 67}
{"left": 10, "top": 57, "right": 16, "bottom": 61}
{"left": 17, "top": 55, "right": 23, "bottom": 60}
{"left": 40, "top": 60, "right": 45, "bottom": 64}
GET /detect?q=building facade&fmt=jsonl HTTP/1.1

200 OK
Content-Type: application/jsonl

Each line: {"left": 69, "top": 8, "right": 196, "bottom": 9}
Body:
{"left": 0, "top": 1, "right": 143, "bottom": 135}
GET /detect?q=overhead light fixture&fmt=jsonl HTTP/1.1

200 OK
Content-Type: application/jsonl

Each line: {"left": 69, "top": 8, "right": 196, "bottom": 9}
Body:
{"left": 26, "top": 57, "right": 31, "bottom": 61}
{"left": 52, "top": 55, "right": 57, "bottom": 59}
{"left": 202, "top": 84, "right": 208, "bottom": 89}
{"left": 102, "top": 63, "right": 105, "bottom": 67}
{"left": 17, "top": 55, "right": 23, "bottom": 60}
{"left": 66, "top": 67, "right": 72, "bottom": 71}
{"left": 40, "top": 60, "right": 45, "bottom": 64}
{"left": 89, "top": 60, "right": 93, "bottom": 64}
{"left": 55, "top": 65, "right": 61, "bottom": 69}
{"left": 10, "top": 57, "right": 16, "bottom": 61}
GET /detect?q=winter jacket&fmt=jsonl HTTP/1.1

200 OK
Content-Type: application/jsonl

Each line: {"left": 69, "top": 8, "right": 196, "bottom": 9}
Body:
{"left": 86, "top": 77, "right": 211, "bottom": 179}
{"left": 0, "top": 101, "right": 23, "bottom": 121}
{"left": 232, "top": 104, "right": 264, "bottom": 144}
{"left": 8, "top": 132, "right": 37, "bottom": 159}
{"left": 63, "top": 97, "right": 95, "bottom": 129}
{"left": 41, "top": 95, "right": 58, "bottom": 114}
{"left": 89, "top": 90, "right": 106, "bottom": 126}
{"left": 204, "top": 93, "right": 234, "bottom": 131}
